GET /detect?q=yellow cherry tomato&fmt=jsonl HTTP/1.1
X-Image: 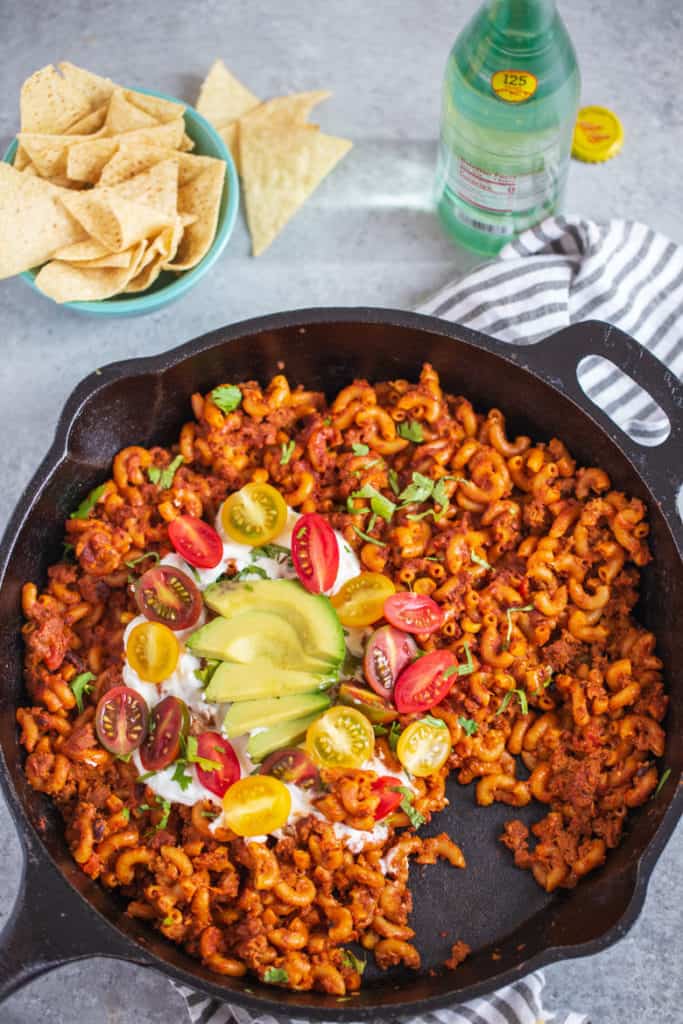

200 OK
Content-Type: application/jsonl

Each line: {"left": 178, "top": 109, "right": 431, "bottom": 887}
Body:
{"left": 221, "top": 776, "right": 291, "bottom": 836}
{"left": 330, "top": 572, "right": 396, "bottom": 628}
{"left": 220, "top": 482, "right": 288, "bottom": 546}
{"left": 306, "top": 706, "right": 375, "bottom": 769}
{"left": 396, "top": 718, "right": 451, "bottom": 777}
{"left": 126, "top": 621, "right": 179, "bottom": 683}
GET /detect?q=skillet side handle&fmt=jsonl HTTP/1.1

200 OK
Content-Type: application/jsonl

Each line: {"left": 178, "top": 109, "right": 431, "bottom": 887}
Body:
{"left": 515, "top": 320, "right": 683, "bottom": 553}
{"left": 0, "top": 835, "right": 153, "bottom": 1004}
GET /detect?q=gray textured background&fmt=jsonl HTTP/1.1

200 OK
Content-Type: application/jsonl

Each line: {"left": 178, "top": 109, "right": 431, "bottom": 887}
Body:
{"left": 1, "top": 1, "right": 681, "bottom": 1021}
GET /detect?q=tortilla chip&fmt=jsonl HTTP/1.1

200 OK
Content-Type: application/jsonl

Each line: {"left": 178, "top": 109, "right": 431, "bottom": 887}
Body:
{"left": 110, "top": 158, "right": 179, "bottom": 216}
{"left": 58, "top": 63, "right": 116, "bottom": 112}
{"left": 20, "top": 64, "right": 92, "bottom": 134}
{"left": 67, "top": 120, "right": 186, "bottom": 183}
{"left": 242, "top": 91, "right": 331, "bottom": 130}
{"left": 65, "top": 103, "right": 109, "bottom": 135}
{"left": 125, "top": 90, "right": 185, "bottom": 124}
{"left": 125, "top": 220, "right": 183, "bottom": 292}
{"left": 196, "top": 59, "right": 260, "bottom": 126}
{"left": 165, "top": 160, "right": 225, "bottom": 270}
{"left": 13, "top": 144, "right": 31, "bottom": 171}
{"left": 17, "top": 131, "right": 99, "bottom": 178}
{"left": 105, "top": 88, "right": 159, "bottom": 134}
{"left": 240, "top": 117, "right": 351, "bottom": 256}
{"left": 34, "top": 239, "right": 148, "bottom": 302}
{"left": 0, "top": 164, "right": 87, "bottom": 278}
{"left": 217, "top": 121, "right": 240, "bottom": 171}
{"left": 59, "top": 189, "right": 175, "bottom": 252}
{"left": 51, "top": 239, "right": 132, "bottom": 267}
{"left": 98, "top": 142, "right": 215, "bottom": 189}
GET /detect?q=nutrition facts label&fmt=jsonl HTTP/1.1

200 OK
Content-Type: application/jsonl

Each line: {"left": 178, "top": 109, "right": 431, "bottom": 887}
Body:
{"left": 450, "top": 155, "right": 555, "bottom": 215}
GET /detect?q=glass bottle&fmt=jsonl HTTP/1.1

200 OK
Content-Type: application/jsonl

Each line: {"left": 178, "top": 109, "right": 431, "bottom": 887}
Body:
{"left": 435, "top": 0, "right": 580, "bottom": 256}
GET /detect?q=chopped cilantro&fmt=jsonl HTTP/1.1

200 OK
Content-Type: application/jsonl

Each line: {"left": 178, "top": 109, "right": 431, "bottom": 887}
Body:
{"left": 391, "top": 786, "right": 426, "bottom": 828}
{"left": 148, "top": 454, "right": 184, "bottom": 490}
{"left": 504, "top": 605, "right": 534, "bottom": 649}
{"left": 654, "top": 768, "right": 672, "bottom": 797}
{"left": 62, "top": 541, "right": 75, "bottom": 561}
{"left": 432, "top": 478, "right": 450, "bottom": 509}
{"left": 398, "top": 471, "right": 434, "bottom": 505}
{"left": 397, "top": 420, "right": 424, "bottom": 443}
{"left": 234, "top": 564, "right": 269, "bottom": 581}
{"left": 340, "top": 950, "right": 366, "bottom": 974}
{"left": 211, "top": 385, "right": 242, "bottom": 413}
{"left": 388, "top": 469, "right": 400, "bottom": 495}
{"left": 162, "top": 915, "right": 175, "bottom": 927}
{"left": 124, "top": 551, "right": 160, "bottom": 569}
{"left": 351, "top": 484, "right": 396, "bottom": 523}
{"left": 120, "top": 807, "right": 131, "bottom": 822}
{"left": 280, "top": 439, "right": 296, "bottom": 465}
{"left": 373, "top": 723, "right": 388, "bottom": 737}
{"left": 69, "top": 671, "right": 95, "bottom": 714}
{"left": 195, "top": 659, "right": 220, "bottom": 687}
{"left": 201, "top": 808, "right": 220, "bottom": 819}
{"left": 352, "top": 525, "right": 387, "bottom": 547}
{"left": 185, "top": 735, "right": 222, "bottom": 772}
{"left": 351, "top": 443, "right": 369, "bottom": 456}
{"left": 470, "top": 549, "right": 493, "bottom": 571}
{"left": 496, "top": 689, "right": 529, "bottom": 717}
{"left": 458, "top": 717, "right": 478, "bottom": 736}
{"left": 421, "top": 714, "right": 447, "bottom": 729}
{"left": 263, "top": 967, "right": 289, "bottom": 984}
{"left": 388, "top": 720, "right": 402, "bottom": 752}
{"left": 171, "top": 761, "right": 193, "bottom": 791}
{"left": 251, "top": 543, "right": 292, "bottom": 563}
{"left": 456, "top": 641, "right": 475, "bottom": 677}
{"left": 70, "top": 483, "right": 106, "bottom": 520}
{"left": 136, "top": 769, "right": 158, "bottom": 783}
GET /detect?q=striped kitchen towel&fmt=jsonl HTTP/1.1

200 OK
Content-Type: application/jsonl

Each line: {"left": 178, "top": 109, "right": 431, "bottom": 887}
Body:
{"left": 172, "top": 212, "right": 683, "bottom": 1024}
{"left": 419, "top": 215, "right": 683, "bottom": 445}
{"left": 175, "top": 971, "right": 588, "bottom": 1024}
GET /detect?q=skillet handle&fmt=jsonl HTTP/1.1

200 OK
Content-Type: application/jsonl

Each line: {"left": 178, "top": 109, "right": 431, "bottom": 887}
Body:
{"left": 503, "top": 319, "right": 683, "bottom": 553}
{"left": 0, "top": 828, "right": 153, "bottom": 1004}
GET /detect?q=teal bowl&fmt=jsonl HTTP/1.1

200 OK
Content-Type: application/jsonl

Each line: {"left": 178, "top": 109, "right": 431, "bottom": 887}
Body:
{"left": 1, "top": 87, "right": 239, "bottom": 316}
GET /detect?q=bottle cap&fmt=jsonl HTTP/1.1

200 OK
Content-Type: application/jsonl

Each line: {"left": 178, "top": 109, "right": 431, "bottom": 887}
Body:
{"left": 572, "top": 106, "right": 624, "bottom": 162}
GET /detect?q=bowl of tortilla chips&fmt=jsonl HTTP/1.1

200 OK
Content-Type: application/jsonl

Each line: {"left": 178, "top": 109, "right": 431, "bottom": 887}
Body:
{"left": 1, "top": 64, "right": 239, "bottom": 315}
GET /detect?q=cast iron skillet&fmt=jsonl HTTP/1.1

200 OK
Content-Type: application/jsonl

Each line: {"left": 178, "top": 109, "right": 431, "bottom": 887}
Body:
{"left": 0, "top": 309, "right": 680, "bottom": 1017}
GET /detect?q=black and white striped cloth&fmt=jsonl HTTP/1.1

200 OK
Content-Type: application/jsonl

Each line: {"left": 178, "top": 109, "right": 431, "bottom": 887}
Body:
{"left": 173, "top": 213, "right": 683, "bottom": 1024}
{"left": 419, "top": 215, "right": 683, "bottom": 445}
{"left": 175, "top": 971, "right": 588, "bottom": 1024}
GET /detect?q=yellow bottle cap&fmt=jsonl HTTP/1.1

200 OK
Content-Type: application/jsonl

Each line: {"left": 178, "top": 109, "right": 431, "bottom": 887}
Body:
{"left": 572, "top": 106, "right": 624, "bottom": 162}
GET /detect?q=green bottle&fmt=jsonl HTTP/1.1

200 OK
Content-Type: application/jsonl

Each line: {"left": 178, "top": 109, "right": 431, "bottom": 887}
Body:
{"left": 435, "top": 0, "right": 580, "bottom": 256}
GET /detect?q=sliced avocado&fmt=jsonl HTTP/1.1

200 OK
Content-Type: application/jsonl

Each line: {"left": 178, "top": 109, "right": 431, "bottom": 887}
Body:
{"left": 203, "top": 579, "right": 345, "bottom": 667}
{"left": 187, "top": 611, "right": 331, "bottom": 672}
{"left": 247, "top": 711, "right": 322, "bottom": 762}
{"left": 205, "top": 661, "right": 334, "bottom": 703}
{"left": 223, "top": 691, "right": 330, "bottom": 738}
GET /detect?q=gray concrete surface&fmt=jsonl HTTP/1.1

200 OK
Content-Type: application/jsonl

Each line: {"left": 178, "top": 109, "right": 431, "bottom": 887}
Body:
{"left": 1, "top": 0, "right": 681, "bottom": 1021}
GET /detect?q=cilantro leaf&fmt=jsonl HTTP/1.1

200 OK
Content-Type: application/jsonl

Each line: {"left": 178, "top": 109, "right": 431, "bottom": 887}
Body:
{"left": 455, "top": 641, "right": 475, "bottom": 677}
{"left": 340, "top": 950, "right": 367, "bottom": 974}
{"left": 185, "top": 735, "right": 222, "bottom": 772}
{"left": 653, "top": 768, "right": 672, "bottom": 797}
{"left": 121, "top": 807, "right": 131, "bottom": 822}
{"left": 432, "top": 478, "right": 450, "bottom": 509}
{"left": 391, "top": 786, "right": 426, "bottom": 828}
{"left": 162, "top": 915, "right": 175, "bottom": 927}
{"left": 398, "top": 471, "right": 434, "bottom": 505}
{"left": 263, "top": 967, "right": 289, "bottom": 984}
{"left": 352, "top": 525, "right": 387, "bottom": 547}
{"left": 171, "top": 761, "right": 193, "bottom": 791}
{"left": 388, "top": 720, "right": 402, "bottom": 752}
{"left": 195, "top": 659, "right": 220, "bottom": 687}
{"left": 70, "top": 671, "right": 95, "bottom": 713}
{"left": 504, "top": 604, "right": 534, "bottom": 649}
{"left": 421, "top": 714, "right": 447, "bottom": 729}
{"left": 397, "top": 420, "right": 424, "bottom": 443}
{"left": 351, "top": 484, "right": 396, "bottom": 523}
{"left": 124, "top": 550, "right": 160, "bottom": 570}
{"left": 351, "top": 443, "right": 369, "bottom": 456}
{"left": 388, "top": 469, "right": 400, "bottom": 495}
{"left": 458, "top": 717, "right": 478, "bottom": 736}
{"left": 251, "top": 543, "right": 292, "bottom": 563}
{"left": 373, "top": 723, "right": 388, "bottom": 737}
{"left": 470, "top": 549, "right": 493, "bottom": 571}
{"left": 211, "top": 385, "right": 242, "bottom": 413}
{"left": 495, "top": 689, "right": 529, "bottom": 717}
{"left": 70, "top": 483, "right": 107, "bottom": 520}
{"left": 148, "top": 454, "right": 184, "bottom": 490}
{"left": 280, "top": 440, "right": 296, "bottom": 465}
{"left": 234, "top": 564, "right": 269, "bottom": 581}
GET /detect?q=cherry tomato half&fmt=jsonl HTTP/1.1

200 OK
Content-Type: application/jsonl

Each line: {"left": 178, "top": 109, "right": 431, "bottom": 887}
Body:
{"left": 259, "top": 747, "right": 319, "bottom": 788}
{"left": 392, "top": 650, "right": 458, "bottom": 714}
{"left": 95, "top": 686, "right": 148, "bottom": 755}
{"left": 363, "top": 625, "right": 417, "bottom": 698}
{"left": 222, "top": 775, "right": 291, "bottom": 836}
{"left": 384, "top": 593, "right": 444, "bottom": 635}
{"left": 168, "top": 514, "right": 223, "bottom": 569}
{"left": 135, "top": 565, "right": 202, "bottom": 630}
{"left": 307, "top": 706, "right": 375, "bottom": 769}
{"left": 291, "top": 513, "right": 339, "bottom": 594}
{"left": 126, "top": 621, "right": 179, "bottom": 683}
{"left": 330, "top": 572, "right": 395, "bottom": 628}
{"left": 338, "top": 682, "right": 398, "bottom": 724}
{"left": 372, "top": 775, "right": 404, "bottom": 820}
{"left": 195, "top": 731, "right": 241, "bottom": 798}
{"left": 139, "top": 695, "right": 189, "bottom": 771}
{"left": 396, "top": 718, "right": 451, "bottom": 777}
{"left": 220, "top": 483, "right": 288, "bottom": 546}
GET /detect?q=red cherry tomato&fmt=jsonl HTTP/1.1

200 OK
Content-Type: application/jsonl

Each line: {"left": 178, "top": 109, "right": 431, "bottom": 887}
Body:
{"left": 259, "top": 747, "right": 319, "bottom": 788}
{"left": 140, "top": 696, "right": 189, "bottom": 771}
{"left": 364, "top": 625, "right": 417, "bottom": 698}
{"left": 384, "top": 593, "right": 445, "bottom": 635}
{"left": 168, "top": 515, "right": 223, "bottom": 569}
{"left": 135, "top": 565, "right": 202, "bottom": 630}
{"left": 291, "top": 513, "right": 340, "bottom": 594}
{"left": 393, "top": 650, "right": 458, "bottom": 714}
{"left": 372, "top": 775, "right": 403, "bottom": 820}
{"left": 195, "top": 731, "right": 241, "bottom": 798}
{"left": 95, "top": 686, "right": 148, "bottom": 755}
